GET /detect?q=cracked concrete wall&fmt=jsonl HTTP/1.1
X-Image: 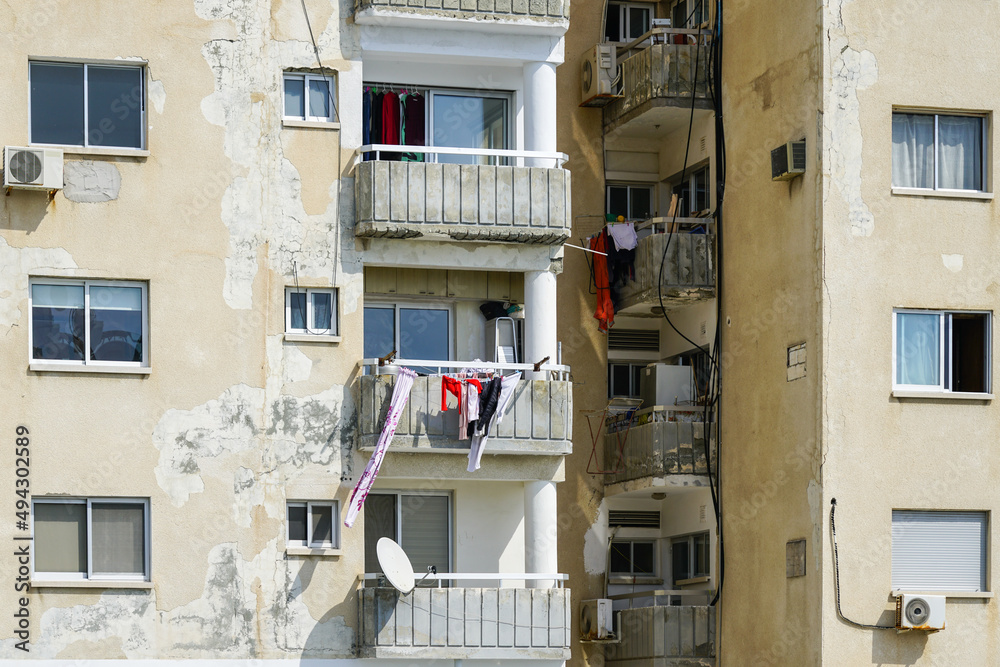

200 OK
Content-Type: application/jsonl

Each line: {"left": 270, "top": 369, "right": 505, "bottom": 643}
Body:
{"left": 820, "top": 1, "right": 1000, "bottom": 664}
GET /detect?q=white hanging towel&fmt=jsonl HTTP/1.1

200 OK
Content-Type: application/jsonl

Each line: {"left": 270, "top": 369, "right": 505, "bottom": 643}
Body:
{"left": 467, "top": 372, "right": 522, "bottom": 472}
{"left": 344, "top": 367, "right": 417, "bottom": 528}
{"left": 608, "top": 222, "right": 638, "bottom": 251}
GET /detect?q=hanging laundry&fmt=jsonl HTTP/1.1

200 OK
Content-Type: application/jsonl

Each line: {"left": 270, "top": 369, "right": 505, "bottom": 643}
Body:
{"left": 362, "top": 90, "right": 372, "bottom": 160}
{"left": 475, "top": 376, "right": 503, "bottom": 436}
{"left": 462, "top": 379, "right": 482, "bottom": 440}
{"left": 381, "top": 91, "right": 401, "bottom": 161}
{"left": 608, "top": 222, "right": 638, "bottom": 251}
{"left": 441, "top": 375, "right": 462, "bottom": 411}
{"left": 468, "top": 372, "right": 522, "bottom": 472}
{"left": 402, "top": 91, "right": 425, "bottom": 162}
{"left": 370, "top": 91, "right": 384, "bottom": 157}
{"left": 344, "top": 367, "right": 417, "bottom": 528}
{"left": 590, "top": 230, "right": 615, "bottom": 332}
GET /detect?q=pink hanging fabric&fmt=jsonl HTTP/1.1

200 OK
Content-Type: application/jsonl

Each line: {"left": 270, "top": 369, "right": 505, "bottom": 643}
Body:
{"left": 344, "top": 367, "right": 417, "bottom": 528}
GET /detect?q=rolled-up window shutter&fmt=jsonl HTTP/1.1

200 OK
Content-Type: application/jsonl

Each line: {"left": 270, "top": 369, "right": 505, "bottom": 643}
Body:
{"left": 891, "top": 510, "right": 987, "bottom": 592}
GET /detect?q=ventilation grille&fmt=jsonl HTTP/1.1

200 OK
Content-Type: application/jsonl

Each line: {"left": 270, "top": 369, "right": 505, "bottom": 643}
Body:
{"left": 791, "top": 140, "right": 807, "bottom": 171}
{"left": 609, "top": 510, "right": 660, "bottom": 528}
{"left": 609, "top": 329, "right": 660, "bottom": 352}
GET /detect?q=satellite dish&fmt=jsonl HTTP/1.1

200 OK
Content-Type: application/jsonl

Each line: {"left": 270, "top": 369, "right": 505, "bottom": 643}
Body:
{"left": 377, "top": 537, "right": 415, "bottom": 594}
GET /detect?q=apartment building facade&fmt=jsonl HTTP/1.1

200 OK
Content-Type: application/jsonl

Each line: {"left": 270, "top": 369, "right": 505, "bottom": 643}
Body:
{"left": 1, "top": 0, "right": 575, "bottom": 663}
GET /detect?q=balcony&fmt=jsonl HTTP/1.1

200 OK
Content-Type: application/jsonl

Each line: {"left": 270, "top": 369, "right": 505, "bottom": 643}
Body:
{"left": 355, "top": 0, "right": 569, "bottom": 29}
{"left": 355, "top": 147, "right": 571, "bottom": 245}
{"left": 603, "top": 29, "right": 713, "bottom": 136}
{"left": 605, "top": 592, "right": 716, "bottom": 665}
{"left": 358, "top": 574, "right": 571, "bottom": 660}
{"left": 613, "top": 219, "right": 715, "bottom": 316}
{"left": 603, "top": 406, "right": 716, "bottom": 488}
{"left": 357, "top": 360, "right": 572, "bottom": 455}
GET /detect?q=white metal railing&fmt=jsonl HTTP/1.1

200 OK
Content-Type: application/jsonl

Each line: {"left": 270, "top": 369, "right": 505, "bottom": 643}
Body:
{"left": 615, "top": 27, "right": 714, "bottom": 61}
{"left": 361, "top": 358, "right": 572, "bottom": 381}
{"left": 608, "top": 589, "right": 714, "bottom": 608}
{"left": 356, "top": 144, "right": 568, "bottom": 169}
{"left": 361, "top": 572, "right": 569, "bottom": 588}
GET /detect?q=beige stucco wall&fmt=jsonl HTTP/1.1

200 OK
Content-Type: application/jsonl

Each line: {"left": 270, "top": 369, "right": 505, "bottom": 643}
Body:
{"left": 819, "top": 0, "right": 1000, "bottom": 663}
{"left": 718, "top": 0, "right": 824, "bottom": 663}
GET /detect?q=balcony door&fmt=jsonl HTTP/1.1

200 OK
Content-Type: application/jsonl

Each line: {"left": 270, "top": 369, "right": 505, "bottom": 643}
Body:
{"left": 364, "top": 492, "right": 452, "bottom": 583}
{"left": 430, "top": 91, "right": 510, "bottom": 165}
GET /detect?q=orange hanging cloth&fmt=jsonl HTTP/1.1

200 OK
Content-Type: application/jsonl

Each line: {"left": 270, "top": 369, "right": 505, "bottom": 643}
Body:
{"left": 590, "top": 230, "right": 614, "bottom": 332}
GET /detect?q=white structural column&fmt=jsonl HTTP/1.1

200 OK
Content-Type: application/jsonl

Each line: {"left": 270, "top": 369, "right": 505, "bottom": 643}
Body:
{"left": 524, "top": 480, "right": 558, "bottom": 588}
{"left": 523, "top": 61, "right": 558, "bottom": 167}
{"left": 525, "top": 270, "right": 558, "bottom": 376}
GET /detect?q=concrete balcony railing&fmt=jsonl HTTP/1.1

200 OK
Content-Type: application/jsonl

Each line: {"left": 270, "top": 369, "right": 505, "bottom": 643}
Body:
{"left": 603, "top": 29, "right": 713, "bottom": 133}
{"left": 603, "top": 406, "right": 715, "bottom": 486}
{"left": 355, "top": 148, "right": 571, "bottom": 245}
{"left": 614, "top": 220, "right": 715, "bottom": 314}
{"left": 357, "top": 360, "right": 572, "bottom": 455}
{"left": 605, "top": 598, "right": 716, "bottom": 665}
{"left": 358, "top": 575, "right": 571, "bottom": 660}
{"left": 355, "top": 0, "right": 569, "bottom": 25}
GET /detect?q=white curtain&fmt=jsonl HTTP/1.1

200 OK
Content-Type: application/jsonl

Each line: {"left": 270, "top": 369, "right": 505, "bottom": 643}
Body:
{"left": 938, "top": 116, "right": 982, "bottom": 190}
{"left": 896, "top": 313, "right": 940, "bottom": 386}
{"left": 892, "top": 114, "right": 934, "bottom": 188}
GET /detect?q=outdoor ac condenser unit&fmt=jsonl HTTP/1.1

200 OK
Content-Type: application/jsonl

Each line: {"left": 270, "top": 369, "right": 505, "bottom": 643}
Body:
{"left": 771, "top": 140, "right": 806, "bottom": 181}
{"left": 580, "top": 44, "right": 618, "bottom": 107}
{"left": 580, "top": 599, "right": 615, "bottom": 640}
{"left": 895, "top": 594, "right": 945, "bottom": 632}
{"left": 4, "top": 146, "right": 63, "bottom": 191}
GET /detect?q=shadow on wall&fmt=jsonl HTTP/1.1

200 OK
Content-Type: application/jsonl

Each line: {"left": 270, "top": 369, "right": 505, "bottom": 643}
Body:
{"left": 870, "top": 607, "right": 927, "bottom": 666}
{"left": 3, "top": 192, "right": 51, "bottom": 234}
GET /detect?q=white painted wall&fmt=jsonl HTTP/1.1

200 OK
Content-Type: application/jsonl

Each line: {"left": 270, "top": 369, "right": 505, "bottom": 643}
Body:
{"left": 659, "top": 299, "right": 717, "bottom": 358}
{"left": 453, "top": 480, "right": 526, "bottom": 586}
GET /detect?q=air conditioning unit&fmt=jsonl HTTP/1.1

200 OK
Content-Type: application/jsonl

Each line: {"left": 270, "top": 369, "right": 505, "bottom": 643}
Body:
{"left": 580, "top": 599, "right": 615, "bottom": 640}
{"left": 640, "top": 362, "right": 694, "bottom": 407}
{"left": 4, "top": 146, "right": 63, "bottom": 192}
{"left": 771, "top": 140, "right": 806, "bottom": 181}
{"left": 895, "top": 594, "right": 945, "bottom": 632}
{"left": 580, "top": 44, "right": 618, "bottom": 107}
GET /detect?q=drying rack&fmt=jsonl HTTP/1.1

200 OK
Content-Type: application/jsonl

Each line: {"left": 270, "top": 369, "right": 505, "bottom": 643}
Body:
{"left": 583, "top": 397, "right": 643, "bottom": 474}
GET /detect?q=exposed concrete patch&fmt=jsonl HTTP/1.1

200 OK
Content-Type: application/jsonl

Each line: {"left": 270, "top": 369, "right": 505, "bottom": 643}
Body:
{"left": 825, "top": 0, "right": 878, "bottom": 237}
{"left": 582, "top": 499, "right": 609, "bottom": 575}
{"left": 0, "top": 236, "right": 77, "bottom": 333}
{"left": 63, "top": 161, "right": 122, "bottom": 203}
{"left": 152, "top": 384, "right": 265, "bottom": 506}
{"left": 232, "top": 466, "right": 265, "bottom": 527}
{"left": 148, "top": 78, "right": 167, "bottom": 115}
{"left": 942, "top": 253, "right": 963, "bottom": 273}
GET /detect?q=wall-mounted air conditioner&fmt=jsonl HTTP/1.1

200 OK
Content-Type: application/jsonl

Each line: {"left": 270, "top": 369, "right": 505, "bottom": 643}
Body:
{"left": 771, "top": 140, "right": 806, "bottom": 181}
{"left": 4, "top": 146, "right": 63, "bottom": 192}
{"left": 580, "top": 44, "right": 618, "bottom": 107}
{"left": 580, "top": 599, "right": 615, "bottom": 640}
{"left": 895, "top": 594, "right": 945, "bottom": 632}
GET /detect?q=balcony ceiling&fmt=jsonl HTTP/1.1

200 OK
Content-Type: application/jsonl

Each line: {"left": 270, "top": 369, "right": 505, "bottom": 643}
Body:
{"left": 606, "top": 106, "right": 714, "bottom": 143}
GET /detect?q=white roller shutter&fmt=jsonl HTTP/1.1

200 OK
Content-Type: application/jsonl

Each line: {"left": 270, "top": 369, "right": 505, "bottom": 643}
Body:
{"left": 891, "top": 510, "right": 987, "bottom": 592}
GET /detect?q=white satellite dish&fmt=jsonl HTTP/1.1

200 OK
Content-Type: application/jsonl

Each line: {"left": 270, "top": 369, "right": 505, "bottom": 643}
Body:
{"left": 377, "top": 537, "right": 416, "bottom": 594}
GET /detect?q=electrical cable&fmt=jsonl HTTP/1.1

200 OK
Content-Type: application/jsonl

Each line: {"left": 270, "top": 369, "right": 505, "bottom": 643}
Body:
{"left": 830, "top": 499, "right": 896, "bottom": 630}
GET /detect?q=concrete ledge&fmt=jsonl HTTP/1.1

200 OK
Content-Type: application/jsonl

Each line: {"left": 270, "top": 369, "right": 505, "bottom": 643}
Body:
{"left": 52, "top": 146, "right": 150, "bottom": 158}
{"left": 282, "top": 120, "right": 341, "bottom": 130}
{"left": 284, "top": 333, "right": 342, "bottom": 344}
{"left": 29, "top": 363, "right": 151, "bottom": 375}
{"left": 891, "top": 187, "right": 993, "bottom": 200}
{"left": 892, "top": 390, "right": 993, "bottom": 400}
{"left": 31, "top": 580, "right": 153, "bottom": 589}
{"left": 356, "top": 221, "right": 570, "bottom": 245}
{"left": 286, "top": 547, "right": 343, "bottom": 557}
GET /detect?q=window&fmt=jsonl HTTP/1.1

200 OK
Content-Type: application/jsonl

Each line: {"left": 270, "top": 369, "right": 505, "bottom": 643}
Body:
{"left": 892, "top": 510, "right": 987, "bottom": 593}
{"left": 892, "top": 111, "right": 986, "bottom": 192}
{"left": 670, "top": 0, "right": 706, "bottom": 29}
{"left": 364, "top": 303, "right": 451, "bottom": 373}
{"left": 671, "top": 165, "right": 710, "bottom": 217}
{"left": 285, "top": 287, "right": 337, "bottom": 336}
{"left": 893, "top": 310, "right": 990, "bottom": 394}
{"left": 30, "top": 279, "right": 148, "bottom": 368}
{"left": 671, "top": 532, "right": 710, "bottom": 584}
{"left": 363, "top": 85, "right": 511, "bottom": 165}
{"left": 32, "top": 498, "right": 149, "bottom": 581}
{"left": 609, "top": 362, "right": 644, "bottom": 398}
{"left": 604, "top": 2, "right": 654, "bottom": 42}
{"left": 30, "top": 61, "right": 144, "bottom": 149}
{"left": 364, "top": 491, "right": 451, "bottom": 577}
{"left": 607, "top": 184, "right": 654, "bottom": 221}
{"left": 287, "top": 502, "right": 339, "bottom": 549}
{"left": 283, "top": 72, "right": 336, "bottom": 122}
{"left": 610, "top": 540, "right": 656, "bottom": 576}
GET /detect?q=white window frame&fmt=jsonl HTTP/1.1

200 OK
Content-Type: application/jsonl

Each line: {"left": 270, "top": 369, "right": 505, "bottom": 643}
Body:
{"left": 671, "top": 531, "right": 710, "bottom": 583}
{"left": 286, "top": 501, "right": 340, "bottom": 549}
{"left": 671, "top": 165, "right": 711, "bottom": 217}
{"left": 891, "top": 308, "right": 991, "bottom": 396}
{"left": 608, "top": 361, "right": 645, "bottom": 399}
{"left": 285, "top": 287, "right": 338, "bottom": 336}
{"left": 606, "top": 183, "right": 655, "bottom": 222}
{"left": 28, "top": 60, "right": 146, "bottom": 150}
{"left": 364, "top": 300, "right": 455, "bottom": 363}
{"left": 31, "top": 497, "right": 151, "bottom": 582}
{"left": 604, "top": 1, "right": 656, "bottom": 42}
{"left": 370, "top": 490, "right": 453, "bottom": 573}
{"left": 891, "top": 509, "right": 989, "bottom": 594}
{"left": 28, "top": 277, "right": 150, "bottom": 370}
{"left": 609, "top": 538, "right": 658, "bottom": 576}
{"left": 891, "top": 110, "right": 988, "bottom": 194}
{"left": 282, "top": 72, "right": 337, "bottom": 123}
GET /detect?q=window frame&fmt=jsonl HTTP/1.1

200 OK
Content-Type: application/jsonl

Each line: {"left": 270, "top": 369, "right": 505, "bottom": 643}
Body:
{"left": 891, "top": 509, "right": 989, "bottom": 594}
{"left": 608, "top": 361, "right": 645, "bottom": 399}
{"left": 891, "top": 308, "right": 992, "bottom": 396}
{"left": 31, "top": 497, "right": 151, "bottom": 582}
{"left": 604, "top": 1, "right": 656, "bottom": 42}
{"left": 286, "top": 501, "right": 340, "bottom": 549}
{"left": 28, "top": 60, "right": 147, "bottom": 150}
{"left": 609, "top": 538, "right": 658, "bottom": 577}
{"left": 282, "top": 72, "right": 337, "bottom": 123}
{"left": 606, "top": 183, "right": 655, "bottom": 222}
{"left": 285, "top": 287, "right": 338, "bottom": 336}
{"left": 369, "top": 490, "right": 453, "bottom": 574}
{"left": 364, "top": 300, "right": 455, "bottom": 371}
{"left": 28, "top": 277, "right": 150, "bottom": 370}
{"left": 671, "top": 165, "right": 711, "bottom": 217}
{"left": 891, "top": 109, "right": 989, "bottom": 194}
{"left": 671, "top": 531, "right": 711, "bottom": 584}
